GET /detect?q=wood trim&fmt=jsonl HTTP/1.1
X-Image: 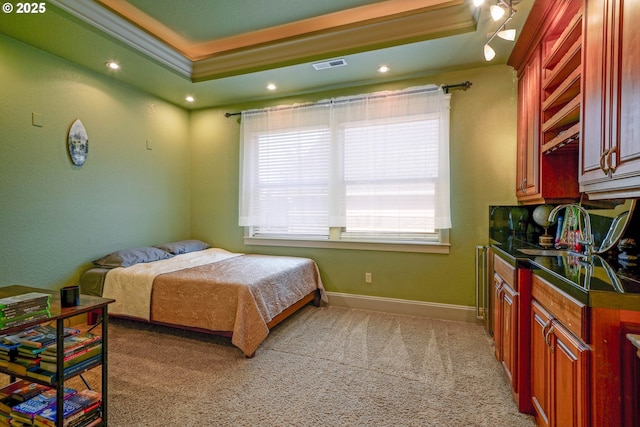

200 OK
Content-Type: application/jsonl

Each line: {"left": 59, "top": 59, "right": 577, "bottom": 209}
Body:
{"left": 508, "top": 0, "right": 556, "bottom": 71}
{"left": 622, "top": 324, "right": 640, "bottom": 426}
{"left": 266, "top": 290, "right": 318, "bottom": 329}
{"left": 532, "top": 274, "right": 586, "bottom": 341}
{"left": 590, "top": 307, "right": 640, "bottom": 427}
{"left": 97, "top": 0, "right": 462, "bottom": 59}
{"left": 494, "top": 254, "right": 516, "bottom": 287}
{"left": 325, "top": 291, "right": 477, "bottom": 323}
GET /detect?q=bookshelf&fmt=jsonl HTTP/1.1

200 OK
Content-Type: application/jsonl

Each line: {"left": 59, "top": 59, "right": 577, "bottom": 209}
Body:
{"left": 0, "top": 285, "right": 114, "bottom": 427}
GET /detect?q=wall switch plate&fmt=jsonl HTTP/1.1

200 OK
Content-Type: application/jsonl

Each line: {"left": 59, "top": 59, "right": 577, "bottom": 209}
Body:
{"left": 146, "top": 139, "right": 153, "bottom": 150}
{"left": 32, "top": 113, "right": 43, "bottom": 127}
{"left": 365, "top": 272, "right": 372, "bottom": 283}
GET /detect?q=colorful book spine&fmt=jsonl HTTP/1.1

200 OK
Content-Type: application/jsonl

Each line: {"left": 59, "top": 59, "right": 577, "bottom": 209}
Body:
{"left": 39, "top": 344, "right": 102, "bottom": 373}
{"left": 0, "top": 302, "right": 51, "bottom": 321}
{"left": 42, "top": 334, "right": 102, "bottom": 358}
{"left": 10, "top": 387, "right": 76, "bottom": 420}
{"left": 34, "top": 390, "right": 101, "bottom": 427}
{"left": 26, "top": 354, "right": 102, "bottom": 384}
{"left": 0, "top": 311, "right": 51, "bottom": 330}
{"left": 0, "top": 293, "right": 50, "bottom": 310}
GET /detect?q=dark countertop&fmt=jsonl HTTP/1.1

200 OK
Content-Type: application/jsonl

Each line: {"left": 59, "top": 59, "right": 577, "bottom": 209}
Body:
{"left": 490, "top": 232, "right": 640, "bottom": 312}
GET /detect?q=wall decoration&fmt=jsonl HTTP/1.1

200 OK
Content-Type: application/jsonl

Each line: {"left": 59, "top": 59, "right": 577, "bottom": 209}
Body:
{"left": 68, "top": 119, "right": 88, "bottom": 166}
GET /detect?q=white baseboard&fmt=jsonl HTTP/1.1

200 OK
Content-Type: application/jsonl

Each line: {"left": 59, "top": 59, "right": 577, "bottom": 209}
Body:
{"left": 325, "top": 291, "right": 478, "bottom": 323}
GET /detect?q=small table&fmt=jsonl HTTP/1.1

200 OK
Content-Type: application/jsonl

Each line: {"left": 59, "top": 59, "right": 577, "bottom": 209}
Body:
{"left": 0, "top": 285, "right": 114, "bottom": 427}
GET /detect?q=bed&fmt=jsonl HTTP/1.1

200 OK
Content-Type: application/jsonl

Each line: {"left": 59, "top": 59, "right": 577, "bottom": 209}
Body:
{"left": 79, "top": 240, "right": 327, "bottom": 357}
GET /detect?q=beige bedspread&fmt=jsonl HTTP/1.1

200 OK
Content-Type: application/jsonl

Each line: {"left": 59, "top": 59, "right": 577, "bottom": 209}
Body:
{"left": 151, "top": 254, "right": 325, "bottom": 356}
{"left": 102, "top": 248, "right": 241, "bottom": 319}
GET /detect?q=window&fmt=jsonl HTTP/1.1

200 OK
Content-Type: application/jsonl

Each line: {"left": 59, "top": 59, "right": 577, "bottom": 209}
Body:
{"left": 239, "top": 85, "right": 451, "bottom": 251}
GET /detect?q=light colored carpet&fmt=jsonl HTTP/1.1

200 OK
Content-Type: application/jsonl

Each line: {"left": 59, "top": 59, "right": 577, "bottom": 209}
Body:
{"left": 79, "top": 305, "right": 535, "bottom": 426}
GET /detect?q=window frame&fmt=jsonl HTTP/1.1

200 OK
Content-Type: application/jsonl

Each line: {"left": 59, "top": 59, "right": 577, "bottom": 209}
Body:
{"left": 243, "top": 228, "right": 450, "bottom": 254}
{"left": 239, "top": 86, "right": 451, "bottom": 253}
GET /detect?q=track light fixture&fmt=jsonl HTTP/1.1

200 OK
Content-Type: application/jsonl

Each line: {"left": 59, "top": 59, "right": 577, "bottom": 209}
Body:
{"left": 478, "top": 0, "right": 517, "bottom": 61}
{"left": 497, "top": 29, "right": 517, "bottom": 41}
{"left": 490, "top": 3, "right": 506, "bottom": 21}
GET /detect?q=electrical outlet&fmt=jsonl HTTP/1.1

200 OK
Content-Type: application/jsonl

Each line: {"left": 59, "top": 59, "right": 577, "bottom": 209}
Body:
{"left": 365, "top": 272, "right": 372, "bottom": 283}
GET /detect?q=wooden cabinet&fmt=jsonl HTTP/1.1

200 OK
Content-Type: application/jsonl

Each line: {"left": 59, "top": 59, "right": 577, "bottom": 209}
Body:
{"left": 581, "top": 0, "right": 640, "bottom": 199}
{"left": 509, "top": 0, "right": 581, "bottom": 204}
{"left": 531, "top": 274, "right": 589, "bottom": 427}
{"left": 515, "top": 48, "right": 540, "bottom": 201}
{"left": 492, "top": 254, "right": 532, "bottom": 413}
{"left": 494, "top": 271, "right": 517, "bottom": 384}
{"left": 590, "top": 307, "right": 640, "bottom": 427}
{"left": 531, "top": 301, "right": 551, "bottom": 427}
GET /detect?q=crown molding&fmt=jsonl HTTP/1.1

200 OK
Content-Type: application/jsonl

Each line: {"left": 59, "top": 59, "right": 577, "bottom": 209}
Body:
{"left": 49, "top": 0, "right": 476, "bottom": 83}
{"left": 191, "top": 3, "right": 477, "bottom": 81}
{"left": 49, "top": 0, "right": 192, "bottom": 78}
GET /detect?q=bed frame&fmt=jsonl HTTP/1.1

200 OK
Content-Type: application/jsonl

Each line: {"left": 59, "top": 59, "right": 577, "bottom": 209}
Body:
{"left": 90, "top": 288, "right": 322, "bottom": 357}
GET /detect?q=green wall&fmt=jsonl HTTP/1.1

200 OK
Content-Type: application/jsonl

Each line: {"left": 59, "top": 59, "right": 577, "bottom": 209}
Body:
{"left": 190, "top": 65, "right": 519, "bottom": 307}
{"left": 0, "top": 34, "right": 192, "bottom": 289}
{"left": 0, "top": 30, "right": 519, "bottom": 307}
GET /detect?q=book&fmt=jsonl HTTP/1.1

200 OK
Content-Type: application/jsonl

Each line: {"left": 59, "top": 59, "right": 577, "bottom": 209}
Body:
{"left": 2, "top": 325, "right": 57, "bottom": 347}
{"left": 41, "top": 333, "right": 101, "bottom": 358}
{"left": 0, "top": 380, "right": 34, "bottom": 414}
{"left": 14, "top": 326, "right": 79, "bottom": 349}
{"left": 34, "top": 390, "right": 101, "bottom": 427}
{"left": 10, "top": 388, "right": 76, "bottom": 421}
{"left": 0, "top": 411, "right": 10, "bottom": 426}
{"left": 26, "top": 354, "right": 102, "bottom": 384}
{"left": 0, "top": 341, "right": 20, "bottom": 354}
{"left": 0, "top": 302, "right": 50, "bottom": 321}
{"left": 34, "top": 409, "right": 101, "bottom": 427}
{"left": 23, "top": 369, "right": 55, "bottom": 385}
{"left": 0, "top": 311, "right": 51, "bottom": 331}
{"left": 13, "top": 355, "right": 41, "bottom": 369}
{"left": 39, "top": 344, "right": 102, "bottom": 373}
{"left": 0, "top": 294, "right": 50, "bottom": 310}
{"left": 6, "top": 361, "right": 28, "bottom": 376}
{"left": 11, "top": 383, "right": 50, "bottom": 404}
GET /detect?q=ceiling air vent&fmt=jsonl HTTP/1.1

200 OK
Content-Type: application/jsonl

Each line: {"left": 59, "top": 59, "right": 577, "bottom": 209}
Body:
{"left": 312, "top": 58, "right": 347, "bottom": 70}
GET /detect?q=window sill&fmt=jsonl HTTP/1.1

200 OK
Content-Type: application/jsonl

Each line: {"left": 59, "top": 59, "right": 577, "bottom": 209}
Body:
{"left": 243, "top": 237, "right": 450, "bottom": 254}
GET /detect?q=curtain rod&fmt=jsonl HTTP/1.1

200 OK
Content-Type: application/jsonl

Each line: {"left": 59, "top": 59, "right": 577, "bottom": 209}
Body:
{"left": 224, "top": 81, "right": 472, "bottom": 117}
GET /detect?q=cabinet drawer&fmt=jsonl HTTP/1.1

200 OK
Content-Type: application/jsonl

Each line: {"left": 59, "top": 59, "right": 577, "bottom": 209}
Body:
{"left": 532, "top": 274, "right": 587, "bottom": 340}
{"left": 494, "top": 254, "right": 516, "bottom": 287}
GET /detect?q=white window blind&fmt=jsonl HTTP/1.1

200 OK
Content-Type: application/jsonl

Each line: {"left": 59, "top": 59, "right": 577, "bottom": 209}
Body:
{"left": 239, "top": 85, "right": 452, "bottom": 243}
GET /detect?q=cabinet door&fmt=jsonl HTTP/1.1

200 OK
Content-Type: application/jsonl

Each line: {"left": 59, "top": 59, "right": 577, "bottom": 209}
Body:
{"left": 531, "top": 301, "right": 552, "bottom": 427}
{"left": 581, "top": 0, "right": 640, "bottom": 197}
{"left": 608, "top": 0, "right": 640, "bottom": 186}
{"left": 500, "top": 283, "right": 518, "bottom": 387}
{"left": 580, "top": 0, "right": 609, "bottom": 186}
{"left": 516, "top": 49, "right": 541, "bottom": 201}
{"left": 493, "top": 274, "right": 503, "bottom": 362}
{"left": 550, "top": 321, "right": 590, "bottom": 427}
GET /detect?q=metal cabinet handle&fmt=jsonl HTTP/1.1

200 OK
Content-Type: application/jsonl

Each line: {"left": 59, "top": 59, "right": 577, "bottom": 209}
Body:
{"left": 544, "top": 324, "right": 555, "bottom": 352}
{"left": 600, "top": 151, "right": 609, "bottom": 175}
{"left": 606, "top": 145, "right": 617, "bottom": 174}
{"left": 541, "top": 318, "right": 552, "bottom": 346}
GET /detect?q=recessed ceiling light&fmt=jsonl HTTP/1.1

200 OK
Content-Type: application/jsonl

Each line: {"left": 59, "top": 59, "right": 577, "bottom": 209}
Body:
{"left": 266, "top": 83, "right": 277, "bottom": 91}
{"left": 185, "top": 96, "right": 195, "bottom": 102}
{"left": 377, "top": 65, "right": 390, "bottom": 73}
{"left": 105, "top": 61, "right": 120, "bottom": 70}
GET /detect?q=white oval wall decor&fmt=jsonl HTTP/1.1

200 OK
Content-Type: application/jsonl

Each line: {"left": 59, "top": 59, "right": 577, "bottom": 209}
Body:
{"left": 68, "top": 119, "right": 88, "bottom": 166}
